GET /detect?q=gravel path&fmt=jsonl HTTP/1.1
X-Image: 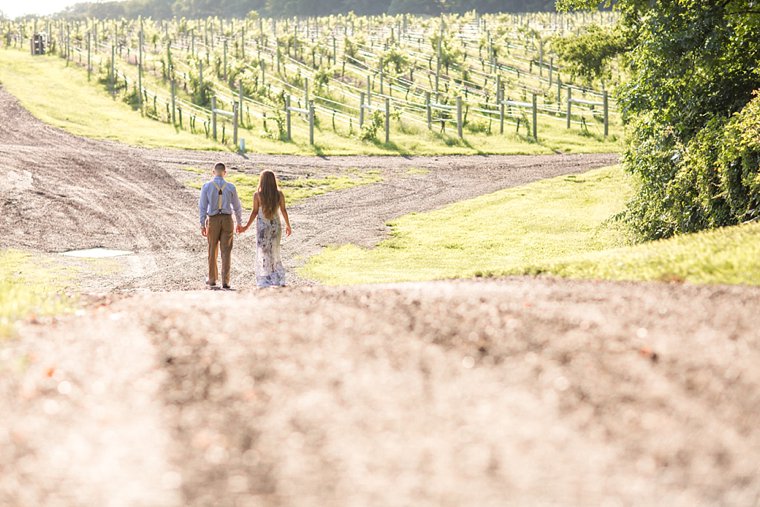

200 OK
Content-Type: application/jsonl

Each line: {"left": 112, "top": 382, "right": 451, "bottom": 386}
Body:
{"left": 2, "top": 86, "right": 759, "bottom": 506}
{"left": 3, "top": 280, "right": 760, "bottom": 506}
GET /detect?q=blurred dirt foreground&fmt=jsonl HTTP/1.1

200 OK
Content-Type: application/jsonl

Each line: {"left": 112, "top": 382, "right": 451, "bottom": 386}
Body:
{"left": 1, "top": 87, "right": 759, "bottom": 507}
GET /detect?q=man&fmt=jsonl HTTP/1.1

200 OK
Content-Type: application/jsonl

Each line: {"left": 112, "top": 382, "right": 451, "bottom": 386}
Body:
{"left": 199, "top": 162, "right": 243, "bottom": 289}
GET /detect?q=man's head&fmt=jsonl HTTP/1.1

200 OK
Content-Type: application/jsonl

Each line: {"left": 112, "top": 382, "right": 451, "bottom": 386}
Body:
{"left": 213, "top": 162, "right": 226, "bottom": 177}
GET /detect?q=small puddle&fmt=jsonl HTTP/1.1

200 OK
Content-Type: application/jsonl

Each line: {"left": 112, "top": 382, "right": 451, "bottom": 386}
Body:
{"left": 61, "top": 248, "right": 134, "bottom": 258}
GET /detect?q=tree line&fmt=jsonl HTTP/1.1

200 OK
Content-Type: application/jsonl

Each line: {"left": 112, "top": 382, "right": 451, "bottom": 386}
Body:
{"left": 56, "top": 0, "right": 556, "bottom": 20}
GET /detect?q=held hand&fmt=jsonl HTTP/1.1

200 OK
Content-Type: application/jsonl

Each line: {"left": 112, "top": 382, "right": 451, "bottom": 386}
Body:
{"left": 285, "top": 224, "right": 292, "bottom": 237}
{"left": 236, "top": 224, "right": 244, "bottom": 234}
{"left": 201, "top": 226, "right": 208, "bottom": 237}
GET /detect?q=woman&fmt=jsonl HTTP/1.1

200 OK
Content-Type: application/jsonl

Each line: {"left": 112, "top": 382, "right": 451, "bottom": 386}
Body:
{"left": 241, "top": 170, "right": 292, "bottom": 287}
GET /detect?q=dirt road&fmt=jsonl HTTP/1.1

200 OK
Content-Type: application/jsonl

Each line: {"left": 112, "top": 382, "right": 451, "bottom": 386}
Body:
{"left": 1, "top": 87, "right": 759, "bottom": 506}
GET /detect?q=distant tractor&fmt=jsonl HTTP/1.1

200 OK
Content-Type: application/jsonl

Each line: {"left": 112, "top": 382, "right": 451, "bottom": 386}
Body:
{"left": 31, "top": 33, "right": 46, "bottom": 55}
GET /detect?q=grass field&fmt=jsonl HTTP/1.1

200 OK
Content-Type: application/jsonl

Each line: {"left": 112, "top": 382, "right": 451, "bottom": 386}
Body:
{"left": 302, "top": 166, "right": 760, "bottom": 286}
{"left": 0, "top": 48, "right": 622, "bottom": 155}
{"left": 0, "top": 50, "right": 220, "bottom": 150}
{"left": 0, "top": 250, "right": 76, "bottom": 338}
{"left": 522, "top": 221, "right": 760, "bottom": 284}
{"left": 184, "top": 167, "right": 383, "bottom": 206}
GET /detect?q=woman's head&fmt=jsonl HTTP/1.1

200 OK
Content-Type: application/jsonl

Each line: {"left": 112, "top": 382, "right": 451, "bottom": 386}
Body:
{"left": 258, "top": 170, "right": 280, "bottom": 217}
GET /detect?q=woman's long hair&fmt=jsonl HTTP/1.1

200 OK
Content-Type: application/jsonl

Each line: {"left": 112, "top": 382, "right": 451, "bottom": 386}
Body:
{"left": 258, "top": 170, "right": 280, "bottom": 219}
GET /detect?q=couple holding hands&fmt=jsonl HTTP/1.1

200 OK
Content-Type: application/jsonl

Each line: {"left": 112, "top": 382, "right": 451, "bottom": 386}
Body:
{"left": 199, "top": 162, "right": 292, "bottom": 289}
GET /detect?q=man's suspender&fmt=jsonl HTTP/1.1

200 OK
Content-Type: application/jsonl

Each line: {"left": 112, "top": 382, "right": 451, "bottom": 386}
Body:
{"left": 212, "top": 181, "right": 229, "bottom": 212}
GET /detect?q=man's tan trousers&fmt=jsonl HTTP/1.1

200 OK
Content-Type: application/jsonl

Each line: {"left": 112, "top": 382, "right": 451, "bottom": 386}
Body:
{"left": 207, "top": 214, "right": 234, "bottom": 286}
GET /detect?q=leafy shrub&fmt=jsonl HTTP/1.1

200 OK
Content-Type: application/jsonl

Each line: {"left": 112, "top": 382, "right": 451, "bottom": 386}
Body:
{"left": 562, "top": 0, "right": 760, "bottom": 240}
{"left": 551, "top": 24, "right": 626, "bottom": 86}
{"left": 359, "top": 110, "right": 384, "bottom": 141}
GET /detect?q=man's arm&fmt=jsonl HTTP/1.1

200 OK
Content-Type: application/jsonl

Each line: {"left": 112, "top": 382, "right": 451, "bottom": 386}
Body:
{"left": 199, "top": 183, "right": 209, "bottom": 234}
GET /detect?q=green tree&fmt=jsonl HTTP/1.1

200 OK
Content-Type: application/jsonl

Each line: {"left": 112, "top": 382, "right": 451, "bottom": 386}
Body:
{"left": 551, "top": 24, "right": 625, "bottom": 85}
{"left": 560, "top": 0, "right": 760, "bottom": 239}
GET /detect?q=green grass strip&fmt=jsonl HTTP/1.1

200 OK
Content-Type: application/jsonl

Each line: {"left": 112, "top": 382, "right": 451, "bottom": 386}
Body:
{"left": 186, "top": 168, "right": 382, "bottom": 207}
{"left": 302, "top": 166, "right": 631, "bottom": 284}
{"left": 521, "top": 221, "right": 760, "bottom": 285}
{"left": 0, "top": 49, "right": 220, "bottom": 150}
{"left": 303, "top": 165, "right": 760, "bottom": 286}
{"left": 0, "top": 250, "right": 76, "bottom": 338}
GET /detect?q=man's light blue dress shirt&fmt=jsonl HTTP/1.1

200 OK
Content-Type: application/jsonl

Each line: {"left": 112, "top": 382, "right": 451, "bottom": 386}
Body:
{"left": 199, "top": 176, "right": 243, "bottom": 227}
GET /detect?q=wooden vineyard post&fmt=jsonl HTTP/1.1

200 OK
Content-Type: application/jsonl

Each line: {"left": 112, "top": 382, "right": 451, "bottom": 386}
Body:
{"left": 241, "top": 26, "right": 245, "bottom": 59}
{"left": 87, "top": 32, "right": 92, "bottom": 81}
{"left": 304, "top": 77, "right": 309, "bottom": 105}
{"left": 496, "top": 74, "right": 504, "bottom": 134}
{"left": 435, "top": 21, "right": 443, "bottom": 99}
{"left": 332, "top": 36, "right": 337, "bottom": 64}
{"left": 532, "top": 93, "right": 538, "bottom": 140}
{"left": 539, "top": 40, "right": 544, "bottom": 77}
{"left": 456, "top": 96, "right": 463, "bottom": 139}
{"left": 426, "top": 91, "right": 432, "bottom": 130}
{"left": 110, "top": 45, "right": 116, "bottom": 98}
{"left": 171, "top": 80, "right": 176, "bottom": 125}
{"left": 384, "top": 97, "right": 390, "bottom": 144}
{"left": 366, "top": 75, "right": 372, "bottom": 105}
{"left": 603, "top": 91, "right": 609, "bottom": 138}
{"left": 566, "top": 86, "right": 572, "bottom": 129}
{"left": 166, "top": 41, "right": 172, "bottom": 82}
{"left": 138, "top": 30, "right": 143, "bottom": 108}
{"left": 238, "top": 81, "right": 244, "bottom": 128}
{"left": 285, "top": 95, "right": 292, "bottom": 141}
{"left": 233, "top": 103, "right": 239, "bottom": 146}
{"left": 359, "top": 92, "right": 365, "bottom": 127}
{"left": 379, "top": 70, "right": 384, "bottom": 95}
{"left": 199, "top": 60, "right": 204, "bottom": 91}
{"left": 549, "top": 57, "right": 554, "bottom": 86}
{"left": 557, "top": 75, "right": 562, "bottom": 110}
{"left": 212, "top": 96, "right": 217, "bottom": 140}
{"left": 223, "top": 38, "right": 228, "bottom": 81}
{"left": 308, "top": 100, "right": 315, "bottom": 145}
{"left": 500, "top": 99, "right": 505, "bottom": 134}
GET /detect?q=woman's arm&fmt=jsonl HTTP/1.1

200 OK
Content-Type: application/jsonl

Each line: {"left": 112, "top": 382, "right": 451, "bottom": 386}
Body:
{"left": 243, "top": 193, "right": 259, "bottom": 231}
{"left": 279, "top": 191, "right": 292, "bottom": 236}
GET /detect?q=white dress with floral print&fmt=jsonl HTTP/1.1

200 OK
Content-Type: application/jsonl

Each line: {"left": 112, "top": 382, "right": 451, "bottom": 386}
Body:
{"left": 255, "top": 208, "right": 286, "bottom": 287}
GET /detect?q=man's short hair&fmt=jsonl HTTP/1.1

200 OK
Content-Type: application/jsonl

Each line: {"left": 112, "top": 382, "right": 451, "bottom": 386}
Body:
{"left": 214, "top": 162, "right": 226, "bottom": 173}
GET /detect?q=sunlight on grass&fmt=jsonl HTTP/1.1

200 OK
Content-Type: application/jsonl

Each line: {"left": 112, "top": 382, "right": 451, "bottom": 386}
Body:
{"left": 185, "top": 167, "right": 383, "bottom": 206}
{"left": 304, "top": 165, "right": 760, "bottom": 286}
{"left": 0, "top": 50, "right": 219, "bottom": 150}
{"left": 518, "top": 222, "right": 760, "bottom": 285}
{"left": 302, "top": 166, "right": 631, "bottom": 284}
{"left": 0, "top": 48, "right": 622, "bottom": 155}
{"left": 0, "top": 250, "right": 76, "bottom": 338}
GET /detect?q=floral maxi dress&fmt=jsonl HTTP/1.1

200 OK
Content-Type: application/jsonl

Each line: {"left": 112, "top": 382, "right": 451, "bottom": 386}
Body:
{"left": 255, "top": 208, "right": 286, "bottom": 287}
